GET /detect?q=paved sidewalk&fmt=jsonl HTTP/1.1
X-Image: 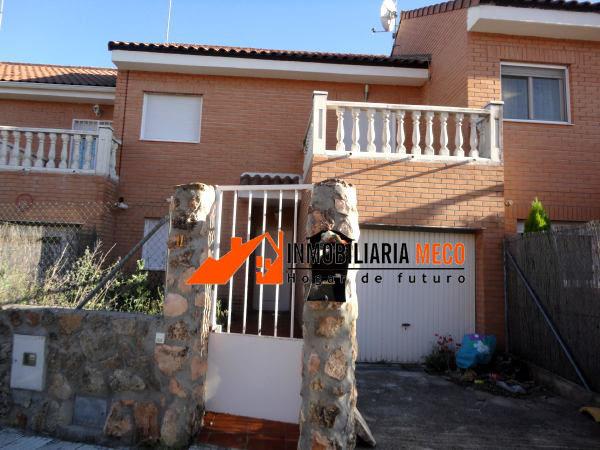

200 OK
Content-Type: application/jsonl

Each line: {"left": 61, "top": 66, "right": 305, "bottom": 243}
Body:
{"left": 0, "top": 427, "right": 226, "bottom": 450}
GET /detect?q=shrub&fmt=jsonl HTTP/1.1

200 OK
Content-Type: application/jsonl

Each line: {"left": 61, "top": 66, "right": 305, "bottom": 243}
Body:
{"left": 424, "top": 334, "right": 460, "bottom": 373}
{"left": 524, "top": 198, "right": 551, "bottom": 233}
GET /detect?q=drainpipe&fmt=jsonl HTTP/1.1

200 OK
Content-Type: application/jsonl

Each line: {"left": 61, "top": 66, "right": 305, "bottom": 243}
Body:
{"left": 364, "top": 84, "right": 369, "bottom": 102}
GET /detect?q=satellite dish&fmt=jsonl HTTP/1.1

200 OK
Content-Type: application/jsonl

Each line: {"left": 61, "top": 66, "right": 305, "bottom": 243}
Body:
{"left": 380, "top": 0, "right": 398, "bottom": 32}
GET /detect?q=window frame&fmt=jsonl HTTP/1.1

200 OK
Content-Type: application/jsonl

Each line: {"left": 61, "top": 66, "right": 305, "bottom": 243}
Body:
{"left": 140, "top": 92, "right": 203, "bottom": 144}
{"left": 500, "top": 62, "right": 571, "bottom": 125}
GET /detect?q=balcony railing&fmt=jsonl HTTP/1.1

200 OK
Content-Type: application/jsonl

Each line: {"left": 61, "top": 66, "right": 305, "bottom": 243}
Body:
{"left": 303, "top": 91, "right": 503, "bottom": 176}
{"left": 0, "top": 125, "right": 120, "bottom": 179}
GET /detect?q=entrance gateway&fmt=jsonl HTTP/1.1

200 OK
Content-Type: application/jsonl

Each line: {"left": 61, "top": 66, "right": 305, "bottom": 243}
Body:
{"left": 203, "top": 185, "right": 476, "bottom": 422}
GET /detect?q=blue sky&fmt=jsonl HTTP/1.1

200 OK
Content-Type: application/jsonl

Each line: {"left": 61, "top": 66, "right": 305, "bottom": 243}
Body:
{"left": 0, "top": 0, "right": 433, "bottom": 68}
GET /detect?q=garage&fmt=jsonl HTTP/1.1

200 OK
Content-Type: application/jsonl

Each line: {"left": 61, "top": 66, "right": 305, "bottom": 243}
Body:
{"left": 356, "top": 228, "right": 476, "bottom": 363}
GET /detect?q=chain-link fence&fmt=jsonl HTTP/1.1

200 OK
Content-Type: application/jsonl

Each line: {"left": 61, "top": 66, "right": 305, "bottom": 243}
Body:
{"left": 0, "top": 200, "right": 169, "bottom": 314}
{"left": 505, "top": 222, "right": 600, "bottom": 391}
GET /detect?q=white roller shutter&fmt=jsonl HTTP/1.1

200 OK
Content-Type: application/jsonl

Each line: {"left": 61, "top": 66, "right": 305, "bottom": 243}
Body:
{"left": 356, "top": 228, "right": 476, "bottom": 363}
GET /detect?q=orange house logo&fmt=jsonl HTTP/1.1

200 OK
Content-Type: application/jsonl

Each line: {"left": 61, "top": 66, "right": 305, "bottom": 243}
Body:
{"left": 186, "top": 231, "right": 284, "bottom": 285}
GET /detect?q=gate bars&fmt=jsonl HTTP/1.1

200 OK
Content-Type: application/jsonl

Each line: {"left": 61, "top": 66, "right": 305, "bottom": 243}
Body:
{"left": 211, "top": 184, "right": 313, "bottom": 338}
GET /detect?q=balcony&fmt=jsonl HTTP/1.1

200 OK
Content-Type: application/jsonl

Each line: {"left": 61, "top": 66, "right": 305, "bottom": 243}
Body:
{"left": 0, "top": 126, "right": 120, "bottom": 179}
{"left": 303, "top": 91, "right": 503, "bottom": 177}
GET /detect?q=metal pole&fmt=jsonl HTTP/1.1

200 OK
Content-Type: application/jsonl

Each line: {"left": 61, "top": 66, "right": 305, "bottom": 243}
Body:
{"left": 503, "top": 240, "right": 510, "bottom": 351}
{"left": 76, "top": 215, "right": 169, "bottom": 310}
{"left": 505, "top": 249, "right": 591, "bottom": 391}
{"left": 0, "top": 0, "right": 5, "bottom": 31}
{"left": 165, "top": 0, "right": 173, "bottom": 42}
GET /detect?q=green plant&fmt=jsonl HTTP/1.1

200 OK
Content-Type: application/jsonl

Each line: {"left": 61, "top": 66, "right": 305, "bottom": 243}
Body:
{"left": 524, "top": 198, "right": 551, "bottom": 233}
{"left": 1, "top": 238, "right": 163, "bottom": 315}
{"left": 424, "top": 334, "right": 460, "bottom": 373}
{"left": 215, "top": 299, "right": 228, "bottom": 327}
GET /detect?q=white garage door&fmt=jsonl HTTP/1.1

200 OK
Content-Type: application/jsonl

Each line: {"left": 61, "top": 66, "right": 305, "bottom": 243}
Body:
{"left": 356, "top": 228, "right": 476, "bottom": 363}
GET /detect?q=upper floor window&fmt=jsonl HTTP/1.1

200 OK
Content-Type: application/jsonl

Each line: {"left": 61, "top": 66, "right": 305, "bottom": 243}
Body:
{"left": 141, "top": 93, "right": 202, "bottom": 143}
{"left": 501, "top": 64, "right": 569, "bottom": 123}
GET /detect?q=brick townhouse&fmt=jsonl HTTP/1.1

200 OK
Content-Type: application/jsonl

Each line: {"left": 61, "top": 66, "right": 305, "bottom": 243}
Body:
{"left": 0, "top": 0, "right": 598, "bottom": 362}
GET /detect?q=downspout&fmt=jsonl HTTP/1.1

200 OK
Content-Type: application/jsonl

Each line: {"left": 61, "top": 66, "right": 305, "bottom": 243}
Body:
{"left": 117, "top": 70, "right": 130, "bottom": 178}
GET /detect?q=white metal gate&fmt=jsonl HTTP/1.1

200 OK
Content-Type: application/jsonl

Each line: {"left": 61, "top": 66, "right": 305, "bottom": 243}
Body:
{"left": 356, "top": 228, "right": 476, "bottom": 363}
{"left": 205, "top": 183, "right": 311, "bottom": 423}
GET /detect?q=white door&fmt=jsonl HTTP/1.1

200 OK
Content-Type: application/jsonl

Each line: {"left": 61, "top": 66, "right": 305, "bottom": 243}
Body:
{"left": 356, "top": 228, "right": 476, "bottom": 363}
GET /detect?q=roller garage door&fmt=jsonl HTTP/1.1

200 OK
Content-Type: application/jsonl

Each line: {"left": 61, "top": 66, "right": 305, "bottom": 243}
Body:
{"left": 356, "top": 228, "right": 476, "bottom": 363}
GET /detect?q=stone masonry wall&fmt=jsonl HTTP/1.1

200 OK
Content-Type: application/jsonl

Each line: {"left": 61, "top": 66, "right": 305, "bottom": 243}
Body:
{"left": 0, "top": 308, "right": 163, "bottom": 446}
{"left": 299, "top": 179, "right": 360, "bottom": 450}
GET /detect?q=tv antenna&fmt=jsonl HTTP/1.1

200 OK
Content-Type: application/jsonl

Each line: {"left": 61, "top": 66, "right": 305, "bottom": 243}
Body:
{"left": 0, "top": 0, "right": 5, "bottom": 32}
{"left": 165, "top": 0, "right": 173, "bottom": 42}
{"left": 371, "top": 0, "right": 398, "bottom": 34}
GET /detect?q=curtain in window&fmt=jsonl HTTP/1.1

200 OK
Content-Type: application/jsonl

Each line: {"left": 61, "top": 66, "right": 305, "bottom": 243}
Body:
{"left": 532, "top": 78, "right": 563, "bottom": 122}
{"left": 502, "top": 76, "right": 528, "bottom": 120}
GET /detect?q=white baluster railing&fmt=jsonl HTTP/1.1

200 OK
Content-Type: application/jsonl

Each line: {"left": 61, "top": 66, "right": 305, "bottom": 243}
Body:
{"left": 0, "top": 125, "right": 120, "bottom": 179}
{"left": 303, "top": 91, "right": 503, "bottom": 166}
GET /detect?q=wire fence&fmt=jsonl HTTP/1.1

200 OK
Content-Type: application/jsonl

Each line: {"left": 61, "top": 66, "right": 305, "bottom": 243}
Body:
{"left": 0, "top": 200, "right": 169, "bottom": 314}
{"left": 505, "top": 221, "right": 600, "bottom": 391}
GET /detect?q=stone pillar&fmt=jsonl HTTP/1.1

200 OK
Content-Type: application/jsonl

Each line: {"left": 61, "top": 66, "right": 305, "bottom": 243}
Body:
{"left": 157, "top": 182, "right": 215, "bottom": 447}
{"left": 299, "top": 179, "right": 360, "bottom": 450}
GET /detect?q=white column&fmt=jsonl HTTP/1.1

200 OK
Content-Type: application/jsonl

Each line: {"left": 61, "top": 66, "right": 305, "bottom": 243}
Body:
{"left": 335, "top": 107, "right": 346, "bottom": 152}
{"left": 395, "top": 110, "right": 406, "bottom": 154}
{"left": 469, "top": 114, "right": 479, "bottom": 158}
{"left": 351, "top": 108, "right": 360, "bottom": 152}
{"left": 83, "top": 134, "right": 94, "bottom": 170}
{"left": 484, "top": 101, "right": 504, "bottom": 161}
{"left": 9, "top": 131, "right": 21, "bottom": 166}
{"left": 454, "top": 113, "right": 464, "bottom": 157}
{"left": 34, "top": 132, "right": 46, "bottom": 168}
{"left": 439, "top": 112, "right": 449, "bottom": 156}
{"left": 424, "top": 111, "right": 434, "bottom": 155}
{"left": 382, "top": 110, "right": 391, "bottom": 153}
{"left": 366, "top": 109, "right": 376, "bottom": 153}
{"left": 59, "top": 133, "right": 69, "bottom": 169}
{"left": 22, "top": 132, "right": 33, "bottom": 167}
{"left": 411, "top": 111, "right": 421, "bottom": 155}
{"left": 95, "top": 127, "right": 113, "bottom": 176}
{"left": 0, "top": 130, "right": 8, "bottom": 165}
{"left": 110, "top": 141, "right": 118, "bottom": 178}
{"left": 46, "top": 133, "right": 57, "bottom": 169}
{"left": 71, "top": 134, "right": 82, "bottom": 169}
{"left": 311, "top": 91, "right": 328, "bottom": 154}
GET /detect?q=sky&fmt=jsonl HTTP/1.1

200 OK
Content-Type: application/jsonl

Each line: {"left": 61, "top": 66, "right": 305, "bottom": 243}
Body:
{"left": 0, "top": 0, "right": 434, "bottom": 68}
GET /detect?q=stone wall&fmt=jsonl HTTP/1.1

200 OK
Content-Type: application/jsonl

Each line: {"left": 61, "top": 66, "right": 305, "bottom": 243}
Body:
{"left": 299, "top": 179, "right": 360, "bottom": 449}
{"left": 0, "top": 308, "right": 163, "bottom": 446}
{"left": 0, "top": 182, "right": 217, "bottom": 447}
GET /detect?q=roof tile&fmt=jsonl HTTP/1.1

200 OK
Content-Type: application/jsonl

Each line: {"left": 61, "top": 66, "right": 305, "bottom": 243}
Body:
{"left": 0, "top": 62, "right": 116, "bottom": 87}
{"left": 108, "top": 42, "right": 431, "bottom": 69}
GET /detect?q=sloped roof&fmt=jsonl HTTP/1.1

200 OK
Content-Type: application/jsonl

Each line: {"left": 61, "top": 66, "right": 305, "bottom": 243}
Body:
{"left": 0, "top": 62, "right": 117, "bottom": 87}
{"left": 401, "top": 0, "right": 599, "bottom": 20}
{"left": 108, "top": 41, "right": 431, "bottom": 68}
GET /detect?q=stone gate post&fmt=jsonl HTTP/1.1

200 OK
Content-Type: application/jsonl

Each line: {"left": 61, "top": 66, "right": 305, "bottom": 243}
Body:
{"left": 157, "top": 182, "right": 215, "bottom": 447}
{"left": 298, "top": 179, "right": 360, "bottom": 450}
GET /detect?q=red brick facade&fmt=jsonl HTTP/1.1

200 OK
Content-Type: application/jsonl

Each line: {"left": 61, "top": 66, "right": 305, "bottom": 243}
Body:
{"left": 0, "top": 6, "right": 598, "bottom": 340}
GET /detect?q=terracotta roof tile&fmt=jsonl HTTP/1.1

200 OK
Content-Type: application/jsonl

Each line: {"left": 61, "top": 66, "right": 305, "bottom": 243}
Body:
{"left": 240, "top": 173, "right": 302, "bottom": 186}
{"left": 0, "top": 62, "right": 116, "bottom": 87}
{"left": 108, "top": 42, "right": 431, "bottom": 68}
{"left": 401, "top": 0, "right": 599, "bottom": 20}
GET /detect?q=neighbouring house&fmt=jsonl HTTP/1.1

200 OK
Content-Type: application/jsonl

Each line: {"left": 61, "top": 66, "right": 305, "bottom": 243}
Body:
{"left": 1, "top": 0, "right": 599, "bottom": 365}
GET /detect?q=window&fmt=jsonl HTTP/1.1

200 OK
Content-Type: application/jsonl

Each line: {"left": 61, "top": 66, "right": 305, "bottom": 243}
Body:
{"left": 141, "top": 218, "right": 168, "bottom": 271}
{"left": 140, "top": 93, "right": 202, "bottom": 142}
{"left": 501, "top": 64, "right": 569, "bottom": 123}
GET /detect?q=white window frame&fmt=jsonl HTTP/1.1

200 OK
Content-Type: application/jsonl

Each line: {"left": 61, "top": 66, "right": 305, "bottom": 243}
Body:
{"left": 72, "top": 119, "right": 113, "bottom": 131}
{"left": 500, "top": 62, "right": 571, "bottom": 125}
{"left": 140, "top": 93, "right": 203, "bottom": 143}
